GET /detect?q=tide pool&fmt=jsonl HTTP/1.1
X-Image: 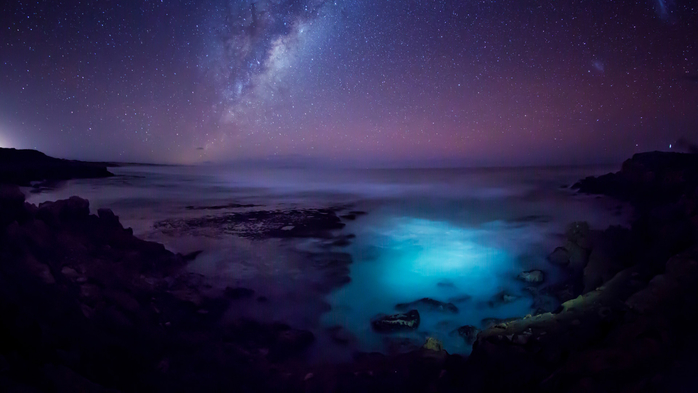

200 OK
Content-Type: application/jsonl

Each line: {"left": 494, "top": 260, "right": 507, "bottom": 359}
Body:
{"left": 322, "top": 216, "right": 540, "bottom": 355}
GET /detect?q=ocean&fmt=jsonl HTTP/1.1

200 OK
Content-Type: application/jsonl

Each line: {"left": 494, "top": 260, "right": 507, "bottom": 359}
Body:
{"left": 24, "top": 163, "right": 630, "bottom": 361}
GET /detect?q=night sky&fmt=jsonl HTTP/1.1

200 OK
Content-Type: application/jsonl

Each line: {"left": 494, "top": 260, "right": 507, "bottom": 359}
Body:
{"left": 1, "top": 0, "right": 697, "bottom": 166}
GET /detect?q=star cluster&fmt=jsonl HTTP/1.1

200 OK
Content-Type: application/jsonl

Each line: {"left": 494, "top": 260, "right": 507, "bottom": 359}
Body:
{"left": 1, "top": 0, "right": 697, "bottom": 165}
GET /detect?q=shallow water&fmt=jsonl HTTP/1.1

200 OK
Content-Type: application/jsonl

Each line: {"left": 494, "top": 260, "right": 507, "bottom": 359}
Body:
{"left": 25, "top": 164, "right": 630, "bottom": 359}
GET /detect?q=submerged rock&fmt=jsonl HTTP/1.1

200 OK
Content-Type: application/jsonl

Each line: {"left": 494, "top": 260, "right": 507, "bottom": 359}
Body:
{"left": 455, "top": 325, "right": 480, "bottom": 345}
{"left": 488, "top": 291, "right": 521, "bottom": 307}
{"left": 395, "top": 298, "right": 458, "bottom": 313}
{"left": 371, "top": 310, "right": 420, "bottom": 332}
{"left": 517, "top": 269, "right": 545, "bottom": 284}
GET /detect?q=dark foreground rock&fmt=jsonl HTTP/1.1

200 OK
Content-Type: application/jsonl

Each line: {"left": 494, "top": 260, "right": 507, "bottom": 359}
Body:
{"left": 371, "top": 310, "right": 420, "bottom": 332}
{"left": 0, "top": 186, "right": 319, "bottom": 392}
{"left": 0, "top": 147, "right": 113, "bottom": 186}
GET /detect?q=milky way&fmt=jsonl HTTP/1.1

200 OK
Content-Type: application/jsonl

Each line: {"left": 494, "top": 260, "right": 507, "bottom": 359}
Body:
{"left": 1, "top": 1, "right": 697, "bottom": 165}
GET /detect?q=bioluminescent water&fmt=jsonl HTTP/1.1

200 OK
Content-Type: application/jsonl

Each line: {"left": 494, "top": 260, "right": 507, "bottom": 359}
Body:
{"left": 25, "top": 164, "right": 631, "bottom": 359}
{"left": 322, "top": 216, "right": 534, "bottom": 354}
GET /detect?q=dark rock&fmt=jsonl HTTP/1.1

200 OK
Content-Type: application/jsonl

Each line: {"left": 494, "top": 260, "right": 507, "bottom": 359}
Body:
{"left": 455, "top": 325, "right": 480, "bottom": 345}
{"left": 548, "top": 246, "right": 570, "bottom": 265}
{"left": 270, "top": 324, "right": 315, "bottom": 360}
{"left": 488, "top": 291, "right": 520, "bottom": 307}
{"left": 0, "top": 147, "right": 113, "bottom": 186}
{"left": 480, "top": 317, "right": 519, "bottom": 329}
{"left": 422, "top": 337, "right": 444, "bottom": 352}
{"left": 224, "top": 287, "right": 255, "bottom": 299}
{"left": 181, "top": 250, "right": 203, "bottom": 261}
{"left": 37, "top": 196, "right": 90, "bottom": 224}
{"left": 566, "top": 221, "right": 592, "bottom": 249}
{"left": 396, "top": 298, "right": 458, "bottom": 313}
{"left": 154, "top": 208, "right": 346, "bottom": 239}
{"left": 185, "top": 203, "right": 257, "bottom": 210}
{"left": 96, "top": 208, "right": 121, "bottom": 228}
{"left": 0, "top": 184, "right": 26, "bottom": 226}
{"left": 517, "top": 269, "right": 545, "bottom": 284}
{"left": 371, "top": 310, "right": 420, "bottom": 332}
{"left": 573, "top": 151, "right": 698, "bottom": 206}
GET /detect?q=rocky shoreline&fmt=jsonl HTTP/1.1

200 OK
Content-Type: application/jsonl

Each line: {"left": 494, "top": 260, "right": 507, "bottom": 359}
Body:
{"left": 1, "top": 150, "right": 697, "bottom": 391}
{"left": 0, "top": 148, "right": 113, "bottom": 187}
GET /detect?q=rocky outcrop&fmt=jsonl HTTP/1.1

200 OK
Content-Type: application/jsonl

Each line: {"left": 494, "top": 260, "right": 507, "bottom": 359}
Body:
{"left": 454, "top": 325, "right": 480, "bottom": 345}
{"left": 395, "top": 298, "right": 458, "bottom": 313}
{"left": 154, "top": 208, "right": 346, "bottom": 239}
{"left": 0, "top": 147, "right": 113, "bottom": 186}
{"left": 0, "top": 186, "right": 320, "bottom": 392}
{"left": 573, "top": 151, "right": 698, "bottom": 206}
{"left": 457, "top": 152, "right": 698, "bottom": 392}
{"left": 371, "top": 310, "right": 420, "bottom": 332}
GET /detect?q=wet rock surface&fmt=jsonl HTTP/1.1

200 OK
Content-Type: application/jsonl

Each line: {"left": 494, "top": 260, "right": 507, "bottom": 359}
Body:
{"left": 153, "top": 208, "right": 346, "bottom": 239}
{"left": 371, "top": 310, "right": 421, "bottom": 332}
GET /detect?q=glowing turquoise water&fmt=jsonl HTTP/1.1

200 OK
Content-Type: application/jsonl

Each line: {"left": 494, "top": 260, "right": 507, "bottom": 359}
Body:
{"left": 322, "top": 216, "right": 537, "bottom": 355}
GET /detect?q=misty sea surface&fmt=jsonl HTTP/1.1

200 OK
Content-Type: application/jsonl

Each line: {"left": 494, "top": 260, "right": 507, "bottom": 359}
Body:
{"left": 24, "top": 164, "right": 630, "bottom": 361}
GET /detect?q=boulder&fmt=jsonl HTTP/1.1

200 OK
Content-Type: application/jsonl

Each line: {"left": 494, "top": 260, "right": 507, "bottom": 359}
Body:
{"left": 371, "top": 310, "right": 420, "bottom": 332}
{"left": 422, "top": 337, "right": 443, "bottom": 351}
{"left": 455, "top": 325, "right": 480, "bottom": 345}
{"left": 395, "top": 298, "right": 458, "bottom": 313}
{"left": 517, "top": 270, "right": 545, "bottom": 284}
{"left": 37, "top": 196, "right": 90, "bottom": 224}
{"left": 97, "top": 208, "right": 122, "bottom": 228}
